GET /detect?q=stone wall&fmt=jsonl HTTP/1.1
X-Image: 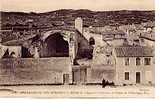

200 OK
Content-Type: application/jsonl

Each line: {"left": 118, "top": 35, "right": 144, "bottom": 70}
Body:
{"left": 87, "top": 65, "right": 115, "bottom": 84}
{"left": 0, "top": 57, "right": 71, "bottom": 85}
{"left": 76, "top": 31, "right": 93, "bottom": 59}
{"left": 83, "top": 30, "right": 104, "bottom": 46}
{"left": 85, "top": 44, "right": 116, "bottom": 84}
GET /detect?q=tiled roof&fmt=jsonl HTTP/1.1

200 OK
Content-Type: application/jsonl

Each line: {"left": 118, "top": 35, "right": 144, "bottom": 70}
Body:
{"left": 143, "top": 22, "right": 155, "bottom": 27}
{"left": 115, "top": 46, "right": 153, "bottom": 57}
{"left": 140, "top": 35, "right": 155, "bottom": 41}
{"left": 134, "top": 24, "right": 144, "bottom": 30}
{"left": 2, "top": 40, "right": 24, "bottom": 46}
{"left": 49, "top": 26, "right": 77, "bottom": 32}
{"left": 119, "top": 25, "right": 135, "bottom": 31}
{"left": 102, "top": 29, "right": 125, "bottom": 35}
{"left": 2, "top": 34, "right": 37, "bottom": 46}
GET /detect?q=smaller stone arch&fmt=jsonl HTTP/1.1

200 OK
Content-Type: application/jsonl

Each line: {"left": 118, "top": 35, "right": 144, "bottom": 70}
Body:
{"left": 89, "top": 37, "right": 95, "bottom": 45}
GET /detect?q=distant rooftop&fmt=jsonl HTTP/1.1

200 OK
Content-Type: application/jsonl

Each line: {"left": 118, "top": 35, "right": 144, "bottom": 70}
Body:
{"left": 102, "top": 29, "right": 126, "bottom": 35}
{"left": 115, "top": 45, "right": 153, "bottom": 57}
{"left": 143, "top": 22, "right": 155, "bottom": 28}
{"left": 48, "top": 26, "right": 77, "bottom": 32}
{"left": 2, "top": 34, "right": 37, "bottom": 46}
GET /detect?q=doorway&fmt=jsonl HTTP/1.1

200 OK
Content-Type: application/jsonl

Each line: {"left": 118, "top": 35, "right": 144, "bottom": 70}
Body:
{"left": 72, "top": 68, "right": 87, "bottom": 84}
{"left": 63, "top": 74, "right": 69, "bottom": 84}
{"left": 136, "top": 72, "right": 141, "bottom": 83}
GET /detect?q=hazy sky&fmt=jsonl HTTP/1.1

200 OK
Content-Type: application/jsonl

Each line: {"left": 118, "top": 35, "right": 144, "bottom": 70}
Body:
{"left": 1, "top": 0, "right": 155, "bottom": 12}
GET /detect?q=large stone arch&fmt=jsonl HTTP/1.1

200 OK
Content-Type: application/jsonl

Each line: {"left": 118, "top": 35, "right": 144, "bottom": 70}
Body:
{"left": 40, "top": 29, "right": 77, "bottom": 59}
{"left": 41, "top": 30, "right": 70, "bottom": 42}
{"left": 42, "top": 32, "right": 69, "bottom": 57}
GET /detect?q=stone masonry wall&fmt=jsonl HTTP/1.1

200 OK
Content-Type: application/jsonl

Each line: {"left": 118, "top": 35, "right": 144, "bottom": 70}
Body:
{"left": 0, "top": 57, "right": 71, "bottom": 85}
{"left": 87, "top": 65, "right": 115, "bottom": 84}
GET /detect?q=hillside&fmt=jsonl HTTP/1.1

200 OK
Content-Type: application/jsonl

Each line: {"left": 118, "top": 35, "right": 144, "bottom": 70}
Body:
{"left": 1, "top": 9, "right": 155, "bottom": 28}
{"left": 1, "top": 9, "right": 155, "bottom": 43}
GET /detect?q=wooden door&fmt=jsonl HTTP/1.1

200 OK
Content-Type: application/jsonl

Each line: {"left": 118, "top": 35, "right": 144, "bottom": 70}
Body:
{"left": 80, "top": 68, "right": 87, "bottom": 84}
{"left": 72, "top": 70, "right": 80, "bottom": 84}
{"left": 136, "top": 72, "right": 141, "bottom": 83}
{"left": 72, "top": 68, "right": 87, "bottom": 84}
{"left": 63, "top": 74, "right": 69, "bottom": 84}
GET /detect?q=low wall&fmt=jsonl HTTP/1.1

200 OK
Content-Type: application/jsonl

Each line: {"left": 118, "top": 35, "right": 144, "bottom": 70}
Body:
{"left": 0, "top": 57, "right": 71, "bottom": 85}
{"left": 88, "top": 65, "right": 115, "bottom": 84}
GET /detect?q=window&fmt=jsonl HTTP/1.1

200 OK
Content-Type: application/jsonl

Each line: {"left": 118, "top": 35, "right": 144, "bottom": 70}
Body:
{"left": 125, "top": 72, "right": 129, "bottom": 80}
{"left": 125, "top": 58, "right": 129, "bottom": 65}
{"left": 136, "top": 57, "right": 141, "bottom": 65}
{"left": 144, "top": 58, "right": 151, "bottom": 65}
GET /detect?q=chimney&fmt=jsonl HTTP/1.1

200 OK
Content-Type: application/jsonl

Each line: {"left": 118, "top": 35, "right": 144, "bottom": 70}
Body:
{"left": 75, "top": 17, "right": 83, "bottom": 33}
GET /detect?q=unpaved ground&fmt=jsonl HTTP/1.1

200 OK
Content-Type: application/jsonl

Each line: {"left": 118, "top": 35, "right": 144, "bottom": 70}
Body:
{"left": 0, "top": 85, "right": 154, "bottom": 97}
{"left": 0, "top": 84, "right": 154, "bottom": 89}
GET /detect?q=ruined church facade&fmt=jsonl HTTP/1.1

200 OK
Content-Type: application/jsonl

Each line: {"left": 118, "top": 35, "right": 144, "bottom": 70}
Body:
{"left": 1, "top": 17, "right": 155, "bottom": 86}
{"left": 0, "top": 17, "right": 94, "bottom": 85}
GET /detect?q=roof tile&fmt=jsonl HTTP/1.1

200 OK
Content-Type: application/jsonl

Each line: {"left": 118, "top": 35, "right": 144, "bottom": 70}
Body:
{"left": 115, "top": 46, "right": 153, "bottom": 57}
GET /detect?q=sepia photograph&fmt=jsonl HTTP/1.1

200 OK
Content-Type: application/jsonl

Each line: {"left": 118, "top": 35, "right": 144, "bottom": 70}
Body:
{"left": 0, "top": 0, "right": 155, "bottom": 97}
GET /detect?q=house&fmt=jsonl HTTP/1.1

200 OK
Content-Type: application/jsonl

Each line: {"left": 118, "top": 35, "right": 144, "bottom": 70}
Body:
{"left": 0, "top": 38, "right": 21, "bottom": 58}
{"left": 114, "top": 45, "right": 154, "bottom": 85}
{"left": 142, "top": 22, "right": 155, "bottom": 32}
{"left": 102, "top": 29, "right": 126, "bottom": 46}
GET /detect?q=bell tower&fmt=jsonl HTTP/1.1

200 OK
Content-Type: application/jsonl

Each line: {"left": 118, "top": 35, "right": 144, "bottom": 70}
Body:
{"left": 75, "top": 17, "right": 83, "bottom": 33}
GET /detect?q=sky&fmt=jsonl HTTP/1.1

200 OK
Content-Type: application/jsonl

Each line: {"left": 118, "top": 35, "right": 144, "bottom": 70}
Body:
{"left": 1, "top": 0, "right": 155, "bottom": 13}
